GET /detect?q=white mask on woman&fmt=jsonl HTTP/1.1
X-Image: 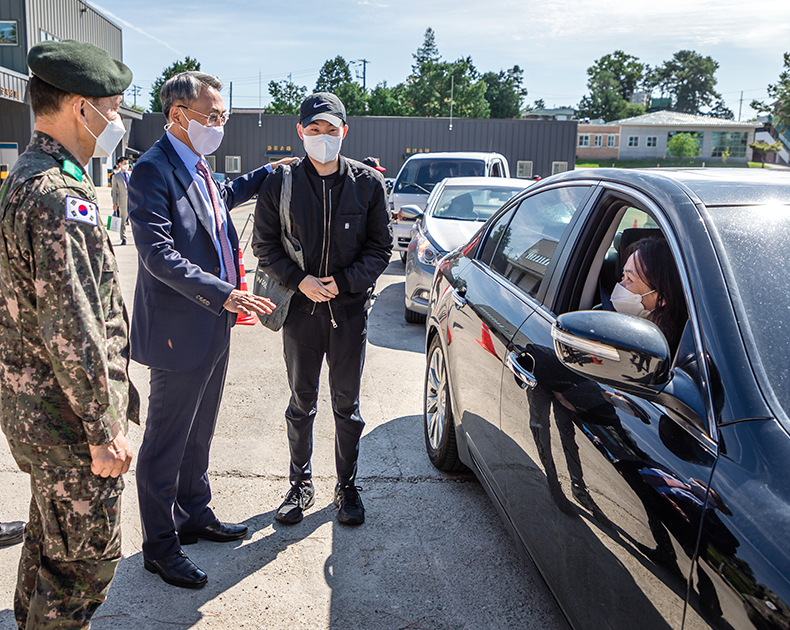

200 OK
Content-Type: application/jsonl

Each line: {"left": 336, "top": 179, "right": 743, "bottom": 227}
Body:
{"left": 303, "top": 131, "right": 343, "bottom": 164}
{"left": 611, "top": 282, "right": 655, "bottom": 319}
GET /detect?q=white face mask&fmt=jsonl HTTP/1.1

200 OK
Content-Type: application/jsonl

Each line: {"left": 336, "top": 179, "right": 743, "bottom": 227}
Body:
{"left": 303, "top": 130, "right": 343, "bottom": 164}
{"left": 181, "top": 117, "right": 224, "bottom": 156}
{"left": 83, "top": 100, "right": 126, "bottom": 159}
{"left": 611, "top": 283, "right": 655, "bottom": 319}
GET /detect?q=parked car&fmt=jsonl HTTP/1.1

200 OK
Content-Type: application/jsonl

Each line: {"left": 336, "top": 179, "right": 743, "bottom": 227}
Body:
{"left": 404, "top": 177, "right": 532, "bottom": 324}
{"left": 424, "top": 167, "right": 790, "bottom": 630}
{"left": 389, "top": 152, "right": 510, "bottom": 261}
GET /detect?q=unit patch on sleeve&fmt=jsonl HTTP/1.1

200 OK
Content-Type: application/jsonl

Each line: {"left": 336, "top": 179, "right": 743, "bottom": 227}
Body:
{"left": 64, "top": 195, "right": 99, "bottom": 226}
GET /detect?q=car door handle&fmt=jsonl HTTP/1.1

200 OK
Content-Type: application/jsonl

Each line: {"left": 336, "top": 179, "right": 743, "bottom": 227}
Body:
{"left": 452, "top": 288, "right": 467, "bottom": 310}
{"left": 507, "top": 352, "right": 537, "bottom": 390}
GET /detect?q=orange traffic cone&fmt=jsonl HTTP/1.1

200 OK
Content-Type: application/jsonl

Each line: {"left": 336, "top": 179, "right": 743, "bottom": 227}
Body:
{"left": 633, "top": 218, "right": 639, "bottom": 229}
{"left": 235, "top": 247, "right": 258, "bottom": 326}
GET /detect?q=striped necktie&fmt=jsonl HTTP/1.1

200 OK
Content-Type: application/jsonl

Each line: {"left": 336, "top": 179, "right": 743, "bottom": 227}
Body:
{"left": 195, "top": 160, "right": 237, "bottom": 286}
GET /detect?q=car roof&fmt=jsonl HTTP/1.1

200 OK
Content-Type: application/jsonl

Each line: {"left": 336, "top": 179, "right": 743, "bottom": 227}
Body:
{"left": 403, "top": 152, "right": 503, "bottom": 161}
{"left": 558, "top": 167, "right": 790, "bottom": 207}
{"left": 438, "top": 177, "right": 531, "bottom": 188}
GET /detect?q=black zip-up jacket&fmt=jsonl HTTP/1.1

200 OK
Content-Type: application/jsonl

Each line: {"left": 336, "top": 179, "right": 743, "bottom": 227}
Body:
{"left": 252, "top": 156, "right": 392, "bottom": 319}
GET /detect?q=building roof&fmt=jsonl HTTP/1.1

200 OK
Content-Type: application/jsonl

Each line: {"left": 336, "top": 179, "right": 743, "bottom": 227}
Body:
{"left": 609, "top": 110, "right": 759, "bottom": 128}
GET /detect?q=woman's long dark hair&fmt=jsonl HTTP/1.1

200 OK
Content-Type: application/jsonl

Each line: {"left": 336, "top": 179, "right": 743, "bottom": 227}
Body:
{"left": 626, "top": 236, "right": 686, "bottom": 350}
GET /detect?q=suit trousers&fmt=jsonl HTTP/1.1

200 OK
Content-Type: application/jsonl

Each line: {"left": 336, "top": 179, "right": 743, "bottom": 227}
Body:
{"left": 136, "top": 311, "right": 231, "bottom": 560}
{"left": 282, "top": 305, "right": 367, "bottom": 484}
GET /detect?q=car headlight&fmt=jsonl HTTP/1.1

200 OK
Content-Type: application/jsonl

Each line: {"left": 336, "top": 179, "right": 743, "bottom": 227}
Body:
{"left": 417, "top": 234, "right": 440, "bottom": 266}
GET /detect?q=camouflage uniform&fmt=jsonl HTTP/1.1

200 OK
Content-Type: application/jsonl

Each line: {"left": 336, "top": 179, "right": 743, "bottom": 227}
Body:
{"left": 0, "top": 131, "right": 139, "bottom": 629}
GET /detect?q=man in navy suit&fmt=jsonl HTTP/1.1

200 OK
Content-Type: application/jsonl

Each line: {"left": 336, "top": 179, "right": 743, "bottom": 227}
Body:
{"left": 128, "top": 71, "right": 286, "bottom": 589}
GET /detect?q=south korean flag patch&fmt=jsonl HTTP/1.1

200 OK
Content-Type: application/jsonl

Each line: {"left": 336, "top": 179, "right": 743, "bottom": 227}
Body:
{"left": 65, "top": 195, "right": 99, "bottom": 226}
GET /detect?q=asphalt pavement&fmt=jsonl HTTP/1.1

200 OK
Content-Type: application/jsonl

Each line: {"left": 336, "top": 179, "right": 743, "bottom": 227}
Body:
{"left": 0, "top": 187, "right": 567, "bottom": 630}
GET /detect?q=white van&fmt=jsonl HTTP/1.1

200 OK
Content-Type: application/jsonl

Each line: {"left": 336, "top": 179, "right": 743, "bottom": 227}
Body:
{"left": 388, "top": 152, "right": 510, "bottom": 260}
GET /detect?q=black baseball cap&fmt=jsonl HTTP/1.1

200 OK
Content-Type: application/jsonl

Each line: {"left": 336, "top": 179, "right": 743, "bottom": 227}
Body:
{"left": 300, "top": 92, "right": 346, "bottom": 128}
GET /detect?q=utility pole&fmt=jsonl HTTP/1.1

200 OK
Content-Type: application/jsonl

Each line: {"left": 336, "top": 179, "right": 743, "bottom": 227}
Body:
{"left": 128, "top": 84, "right": 142, "bottom": 108}
{"left": 449, "top": 75, "right": 454, "bottom": 131}
{"left": 352, "top": 59, "right": 370, "bottom": 90}
{"left": 738, "top": 90, "right": 743, "bottom": 121}
{"left": 258, "top": 70, "right": 262, "bottom": 127}
{"left": 229, "top": 81, "right": 233, "bottom": 114}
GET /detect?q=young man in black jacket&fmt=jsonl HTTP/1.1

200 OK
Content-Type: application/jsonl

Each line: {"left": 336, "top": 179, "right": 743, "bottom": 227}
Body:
{"left": 252, "top": 93, "right": 392, "bottom": 525}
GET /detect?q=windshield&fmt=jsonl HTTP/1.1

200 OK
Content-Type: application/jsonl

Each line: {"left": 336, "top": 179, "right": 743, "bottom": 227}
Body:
{"left": 432, "top": 186, "right": 526, "bottom": 222}
{"left": 394, "top": 159, "right": 486, "bottom": 194}
{"left": 708, "top": 204, "right": 790, "bottom": 416}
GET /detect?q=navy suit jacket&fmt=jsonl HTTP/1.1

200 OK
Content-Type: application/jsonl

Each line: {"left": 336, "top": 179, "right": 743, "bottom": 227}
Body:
{"left": 128, "top": 134, "right": 270, "bottom": 372}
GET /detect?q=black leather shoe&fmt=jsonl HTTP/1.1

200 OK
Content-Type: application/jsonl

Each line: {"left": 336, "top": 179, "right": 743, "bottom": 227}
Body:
{"left": 0, "top": 521, "right": 24, "bottom": 547}
{"left": 144, "top": 550, "right": 207, "bottom": 589}
{"left": 179, "top": 521, "right": 248, "bottom": 545}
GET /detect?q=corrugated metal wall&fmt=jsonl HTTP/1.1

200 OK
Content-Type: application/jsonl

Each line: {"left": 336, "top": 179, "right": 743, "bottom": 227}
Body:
{"left": 130, "top": 113, "right": 578, "bottom": 179}
{"left": 24, "top": 0, "right": 122, "bottom": 60}
{"left": 0, "top": 99, "right": 29, "bottom": 153}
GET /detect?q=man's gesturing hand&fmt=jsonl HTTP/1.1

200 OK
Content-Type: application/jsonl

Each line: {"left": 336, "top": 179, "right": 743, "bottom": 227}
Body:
{"left": 223, "top": 289, "right": 275, "bottom": 316}
{"left": 299, "top": 275, "right": 338, "bottom": 302}
{"left": 89, "top": 433, "right": 133, "bottom": 478}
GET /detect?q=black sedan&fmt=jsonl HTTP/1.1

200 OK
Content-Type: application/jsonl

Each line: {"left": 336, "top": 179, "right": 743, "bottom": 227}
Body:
{"left": 424, "top": 168, "right": 790, "bottom": 630}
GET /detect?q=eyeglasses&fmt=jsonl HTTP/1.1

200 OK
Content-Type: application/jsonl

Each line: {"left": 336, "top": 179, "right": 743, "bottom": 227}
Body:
{"left": 177, "top": 105, "right": 229, "bottom": 126}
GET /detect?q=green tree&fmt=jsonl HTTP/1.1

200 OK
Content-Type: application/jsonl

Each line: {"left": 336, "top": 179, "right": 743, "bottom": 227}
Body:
{"left": 264, "top": 78, "right": 307, "bottom": 115}
{"left": 150, "top": 57, "right": 201, "bottom": 113}
{"left": 531, "top": 98, "right": 546, "bottom": 110}
{"left": 315, "top": 56, "right": 353, "bottom": 93}
{"left": 482, "top": 66, "right": 528, "bottom": 118}
{"left": 749, "top": 140, "right": 783, "bottom": 167}
{"left": 751, "top": 52, "right": 790, "bottom": 132}
{"left": 653, "top": 50, "right": 721, "bottom": 115}
{"left": 405, "top": 30, "right": 490, "bottom": 118}
{"left": 667, "top": 133, "right": 701, "bottom": 163}
{"left": 368, "top": 81, "right": 411, "bottom": 116}
{"left": 577, "top": 70, "right": 626, "bottom": 121}
{"left": 586, "top": 51, "right": 645, "bottom": 102}
{"left": 708, "top": 98, "right": 734, "bottom": 120}
{"left": 335, "top": 81, "right": 368, "bottom": 116}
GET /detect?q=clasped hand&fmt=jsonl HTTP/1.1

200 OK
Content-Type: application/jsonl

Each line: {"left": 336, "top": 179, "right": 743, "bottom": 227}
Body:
{"left": 299, "top": 275, "right": 338, "bottom": 303}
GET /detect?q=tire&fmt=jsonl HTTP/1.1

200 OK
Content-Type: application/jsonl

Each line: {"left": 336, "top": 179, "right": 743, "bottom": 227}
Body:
{"left": 405, "top": 306, "right": 427, "bottom": 324}
{"left": 424, "top": 336, "right": 466, "bottom": 471}
{"left": 400, "top": 251, "right": 408, "bottom": 264}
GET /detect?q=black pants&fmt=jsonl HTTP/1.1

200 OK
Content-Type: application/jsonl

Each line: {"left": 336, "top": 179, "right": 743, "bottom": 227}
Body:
{"left": 136, "top": 312, "right": 231, "bottom": 560}
{"left": 282, "top": 305, "right": 367, "bottom": 484}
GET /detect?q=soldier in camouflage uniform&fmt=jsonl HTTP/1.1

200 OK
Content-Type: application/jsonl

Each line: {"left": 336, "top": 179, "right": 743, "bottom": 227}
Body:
{"left": 0, "top": 41, "right": 138, "bottom": 629}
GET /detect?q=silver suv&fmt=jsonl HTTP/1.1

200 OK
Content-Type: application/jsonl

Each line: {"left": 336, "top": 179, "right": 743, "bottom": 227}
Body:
{"left": 388, "top": 152, "right": 510, "bottom": 261}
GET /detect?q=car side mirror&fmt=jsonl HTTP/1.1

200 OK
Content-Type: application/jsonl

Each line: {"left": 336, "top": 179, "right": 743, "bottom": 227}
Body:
{"left": 398, "top": 205, "right": 424, "bottom": 221}
{"left": 551, "top": 310, "right": 670, "bottom": 390}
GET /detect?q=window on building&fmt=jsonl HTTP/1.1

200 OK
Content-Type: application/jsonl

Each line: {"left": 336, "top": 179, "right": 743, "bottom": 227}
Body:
{"left": 516, "top": 161, "right": 533, "bottom": 179}
{"left": 578, "top": 135, "right": 590, "bottom": 147}
{"left": 552, "top": 161, "right": 568, "bottom": 175}
{"left": 594, "top": 135, "right": 602, "bottom": 147}
{"left": 628, "top": 136, "right": 639, "bottom": 147}
{"left": 607, "top": 135, "right": 616, "bottom": 148}
{"left": 711, "top": 131, "right": 748, "bottom": 158}
{"left": 646, "top": 136, "right": 657, "bottom": 147}
{"left": 225, "top": 156, "right": 241, "bottom": 173}
{"left": 39, "top": 30, "right": 59, "bottom": 42}
{"left": 205, "top": 155, "right": 217, "bottom": 171}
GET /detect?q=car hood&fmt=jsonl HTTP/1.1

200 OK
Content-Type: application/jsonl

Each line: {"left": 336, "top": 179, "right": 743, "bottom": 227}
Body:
{"left": 424, "top": 215, "right": 483, "bottom": 253}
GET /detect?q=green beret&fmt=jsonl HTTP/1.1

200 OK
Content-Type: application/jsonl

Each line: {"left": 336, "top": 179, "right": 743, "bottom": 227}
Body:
{"left": 27, "top": 40, "right": 132, "bottom": 98}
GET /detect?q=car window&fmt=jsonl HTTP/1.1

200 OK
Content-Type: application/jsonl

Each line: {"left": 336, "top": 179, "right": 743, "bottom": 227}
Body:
{"left": 393, "top": 159, "right": 486, "bottom": 194}
{"left": 433, "top": 186, "right": 527, "bottom": 222}
{"left": 489, "top": 187, "right": 589, "bottom": 296}
{"left": 491, "top": 162, "right": 502, "bottom": 177}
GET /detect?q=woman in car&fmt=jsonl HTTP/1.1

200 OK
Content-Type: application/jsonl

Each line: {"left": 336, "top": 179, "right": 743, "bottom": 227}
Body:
{"left": 611, "top": 236, "right": 686, "bottom": 351}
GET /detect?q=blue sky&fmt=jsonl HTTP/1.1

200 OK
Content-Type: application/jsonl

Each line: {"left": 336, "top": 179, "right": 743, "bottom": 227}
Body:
{"left": 92, "top": 0, "right": 790, "bottom": 120}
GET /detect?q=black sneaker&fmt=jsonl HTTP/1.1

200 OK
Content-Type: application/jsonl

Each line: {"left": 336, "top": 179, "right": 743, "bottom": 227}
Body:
{"left": 334, "top": 483, "right": 365, "bottom": 525}
{"left": 275, "top": 481, "right": 315, "bottom": 524}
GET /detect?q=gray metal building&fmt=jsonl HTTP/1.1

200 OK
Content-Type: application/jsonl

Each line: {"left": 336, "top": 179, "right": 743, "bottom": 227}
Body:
{"left": 129, "top": 111, "right": 578, "bottom": 180}
{"left": 0, "top": 0, "right": 140, "bottom": 183}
